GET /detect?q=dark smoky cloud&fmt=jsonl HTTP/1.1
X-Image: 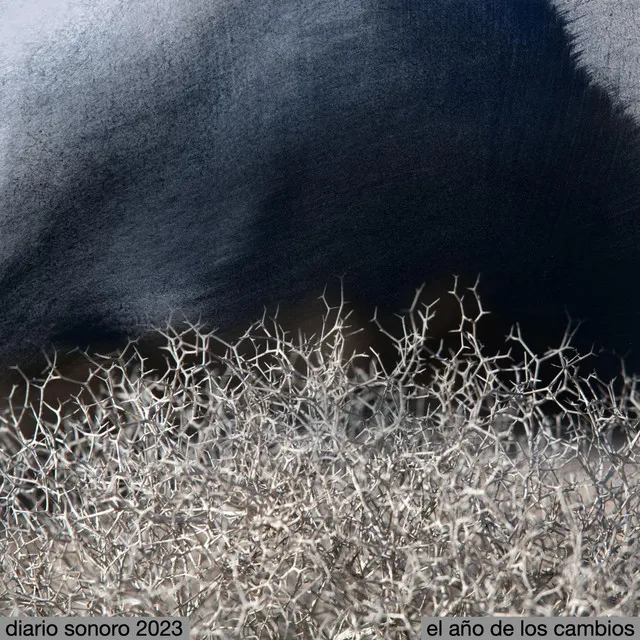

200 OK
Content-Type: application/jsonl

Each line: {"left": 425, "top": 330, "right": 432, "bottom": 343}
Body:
{"left": 0, "top": 0, "right": 639, "bottom": 375}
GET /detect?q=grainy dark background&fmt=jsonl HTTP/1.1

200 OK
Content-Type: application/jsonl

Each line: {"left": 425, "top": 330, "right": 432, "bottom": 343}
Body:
{"left": 0, "top": 0, "right": 639, "bottom": 375}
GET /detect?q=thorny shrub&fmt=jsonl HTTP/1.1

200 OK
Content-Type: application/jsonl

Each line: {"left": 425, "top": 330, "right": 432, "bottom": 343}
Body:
{"left": 0, "top": 283, "right": 639, "bottom": 638}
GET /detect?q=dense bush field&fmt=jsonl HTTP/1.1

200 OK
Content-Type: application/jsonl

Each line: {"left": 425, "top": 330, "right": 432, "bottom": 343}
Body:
{"left": 1, "top": 288, "right": 639, "bottom": 638}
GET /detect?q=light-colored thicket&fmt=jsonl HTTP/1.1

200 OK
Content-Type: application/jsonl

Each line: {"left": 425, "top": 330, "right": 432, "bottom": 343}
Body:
{"left": 1, "top": 285, "right": 639, "bottom": 639}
